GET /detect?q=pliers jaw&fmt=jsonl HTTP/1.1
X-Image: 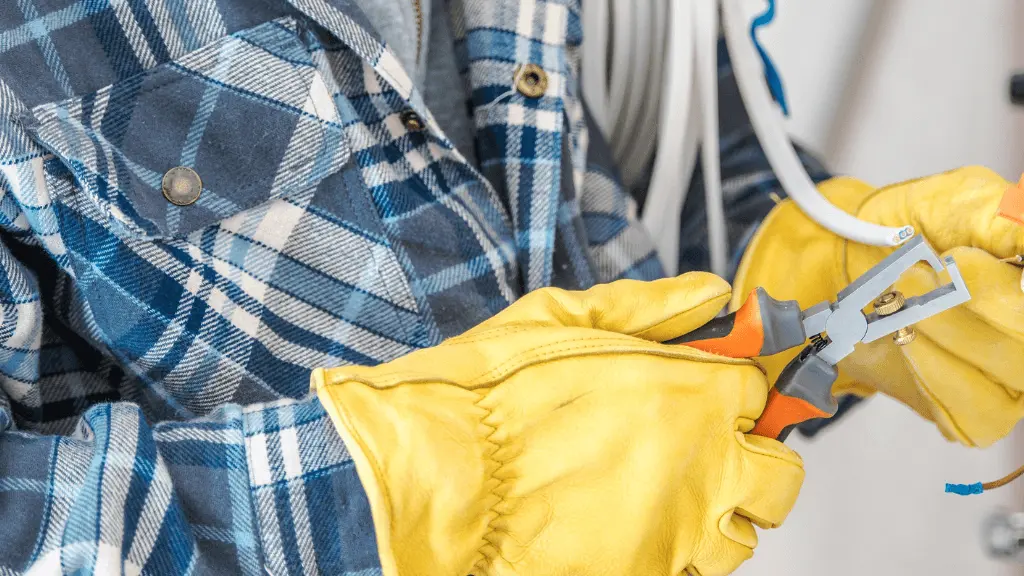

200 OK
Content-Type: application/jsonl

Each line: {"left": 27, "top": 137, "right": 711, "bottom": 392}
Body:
{"left": 801, "top": 235, "right": 972, "bottom": 367}
{"left": 669, "top": 234, "right": 972, "bottom": 441}
{"left": 861, "top": 254, "right": 969, "bottom": 343}
{"left": 755, "top": 235, "right": 972, "bottom": 441}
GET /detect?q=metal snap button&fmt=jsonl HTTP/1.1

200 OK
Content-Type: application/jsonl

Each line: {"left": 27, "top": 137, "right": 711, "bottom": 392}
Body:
{"left": 400, "top": 109, "right": 425, "bottom": 131}
{"left": 516, "top": 64, "right": 548, "bottom": 98}
{"left": 161, "top": 166, "right": 202, "bottom": 206}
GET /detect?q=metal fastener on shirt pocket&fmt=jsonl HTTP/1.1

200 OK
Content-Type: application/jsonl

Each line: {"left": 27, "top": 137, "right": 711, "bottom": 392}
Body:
{"left": 401, "top": 109, "right": 425, "bottom": 131}
{"left": 516, "top": 64, "right": 548, "bottom": 98}
{"left": 161, "top": 166, "right": 202, "bottom": 206}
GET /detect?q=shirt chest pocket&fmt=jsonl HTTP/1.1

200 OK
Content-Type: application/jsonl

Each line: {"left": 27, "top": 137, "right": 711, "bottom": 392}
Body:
{"left": 20, "top": 18, "right": 433, "bottom": 410}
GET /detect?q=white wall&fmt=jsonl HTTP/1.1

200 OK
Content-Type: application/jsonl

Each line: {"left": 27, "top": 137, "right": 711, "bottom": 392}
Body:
{"left": 737, "top": 1, "right": 1024, "bottom": 575}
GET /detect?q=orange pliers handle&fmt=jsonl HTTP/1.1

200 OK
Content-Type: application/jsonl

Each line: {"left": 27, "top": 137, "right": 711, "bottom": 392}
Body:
{"left": 667, "top": 288, "right": 839, "bottom": 441}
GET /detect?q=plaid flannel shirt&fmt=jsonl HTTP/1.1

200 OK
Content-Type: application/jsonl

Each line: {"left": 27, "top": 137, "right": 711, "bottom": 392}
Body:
{"left": 0, "top": 1, "right": 835, "bottom": 574}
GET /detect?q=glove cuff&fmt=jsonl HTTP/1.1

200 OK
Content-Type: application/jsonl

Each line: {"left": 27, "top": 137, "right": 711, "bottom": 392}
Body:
{"left": 313, "top": 368, "right": 497, "bottom": 576}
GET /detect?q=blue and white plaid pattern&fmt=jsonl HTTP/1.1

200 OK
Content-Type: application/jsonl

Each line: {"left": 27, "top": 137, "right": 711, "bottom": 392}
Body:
{"left": 0, "top": 0, "right": 837, "bottom": 573}
{"left": 0, "top": 0, "right": 666, "bottom": 574}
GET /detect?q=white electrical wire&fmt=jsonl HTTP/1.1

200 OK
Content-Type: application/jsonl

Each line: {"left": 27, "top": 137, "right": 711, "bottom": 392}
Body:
{"left": 582, "top": 0, "right": 917, "bottom": 280}
{"left": 638, "top": 0, "right": 698, "bottom": 275}
{"left": 694, "top": 0, "right": 729, "bottom": 277}
{"left": 607, "top": 0, "right": 637, "bottom": 146}
{"left": 618, "top": 0, "right": 667, "bottom": 190}
{"left": 584, "top": 0, "right": 730, "bottom": 277}
{"left": 581, "top": 0, "right": 610, "bottom": 137}
{"left": 720, "top": 0, "right": 914, "bottom": 247}
{"left": 610, "top": 0, "right": 650, "bottom": 162}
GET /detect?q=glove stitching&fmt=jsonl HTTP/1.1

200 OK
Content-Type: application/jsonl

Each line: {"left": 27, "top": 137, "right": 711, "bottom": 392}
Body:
{"left": 447, "top": 283, "right": 731, "bottom": 346}
{"left": 469, "top": 399, "right": 537, "bottom": 574}
{"left": 903, "top": 331, "right": 1024, "bottom": 446}
{"left": 915, "top": 325, "right": 1023, "bottom": 401}
{"left": 903, "top": 348, "right": 976, "bottom": 447}
{"left": 626, "top": 292, "right": 732, "bottom": 339}
{"left": 449, "top": 324, "right": 546, "bottom": 345}
{"left": 467, "top": 340, "right": 754, "bottom": 387}
{"left": 330, "top": 330, "right": 764, "bottom": 390}
{"left": 318, "top": 338, "right": 710, "bottom": 390}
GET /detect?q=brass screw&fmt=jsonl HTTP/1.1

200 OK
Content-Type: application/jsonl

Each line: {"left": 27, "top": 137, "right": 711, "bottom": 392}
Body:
{"left": 892, "top": 327, "right": 917, "bottom": 346}
{"left": 873, "top": 291, "right": 916, "bottom": 346}
{"left": 873, "top": 291, "right": 905, "bottom": 316}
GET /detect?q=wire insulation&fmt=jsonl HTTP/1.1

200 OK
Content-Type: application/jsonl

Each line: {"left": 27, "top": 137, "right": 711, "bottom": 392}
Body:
{"left": 945, "top": 463, "right": 1024, "bottom": 496}
{"left": 984, "top": 464, "right": 1024, "bottom": 491}
{"left": 583, "top": 0, "right": 916, "bottom": 278}
{"left": 695, "top": 0, "right": 729, "bottom": 277}
{"left": 721, "top": 0, "right": 915, "bottom": 247}
{"left": 639, "top": 0, "right": 698, "bottom": 275}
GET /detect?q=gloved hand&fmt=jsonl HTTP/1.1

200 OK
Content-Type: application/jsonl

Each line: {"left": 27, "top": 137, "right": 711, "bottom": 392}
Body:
{"left": 312, "top": 273, "right": 804, "bottom": 576}
{"left": 734, "top": 166, "right": 1024, "bottom": 447}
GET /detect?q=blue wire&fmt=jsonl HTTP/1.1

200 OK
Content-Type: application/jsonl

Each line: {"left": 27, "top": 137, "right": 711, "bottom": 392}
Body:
{"left": 749, "top": 0, "right": 790, "bottom": 116}
{"left": 945, "top": 482, "right": 984, "bottom": 496}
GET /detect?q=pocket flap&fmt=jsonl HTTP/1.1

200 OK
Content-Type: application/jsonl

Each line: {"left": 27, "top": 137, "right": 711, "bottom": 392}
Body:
{"left": 23, "top": 18, "right": 349, "bottom": 239}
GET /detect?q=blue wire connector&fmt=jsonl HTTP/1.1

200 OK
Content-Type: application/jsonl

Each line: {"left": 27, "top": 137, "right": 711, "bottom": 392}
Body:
{"left": 945, "top": 482, "right": 984, "bottom": 496}
{"left": 749, "top": 0, "right": 789, "bottom": 116}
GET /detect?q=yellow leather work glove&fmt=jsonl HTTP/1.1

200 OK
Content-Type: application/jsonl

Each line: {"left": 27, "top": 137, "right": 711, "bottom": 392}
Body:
{"left": 312, "top": 273, "right": 804, "bottom": 576}
{"left": 734, "top": 166, "right": 1024, "bottom": 447}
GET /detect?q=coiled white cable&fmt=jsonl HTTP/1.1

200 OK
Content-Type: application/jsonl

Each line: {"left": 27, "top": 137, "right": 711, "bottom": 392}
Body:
{"left": 618, "top": 0, "right": 667, "bottom": 190}
{"left": 585, "top": 0, "right": 702, "bottom": 275}
{"left": 694, "top": 0, "right": 729, "bottom": 277}
{"left": 580, "top": 0, "right": 610, "bottom": 137}
{"left": 581, "top": 0, "right": 916, "bottom": 279}
{"left": 637, "top": 0, "right": 698, "bottom": 276}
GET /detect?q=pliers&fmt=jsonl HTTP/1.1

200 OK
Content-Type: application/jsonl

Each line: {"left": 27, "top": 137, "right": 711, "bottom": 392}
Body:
{"left": 669, "top": 235, "right": 971, "bottom": 441}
